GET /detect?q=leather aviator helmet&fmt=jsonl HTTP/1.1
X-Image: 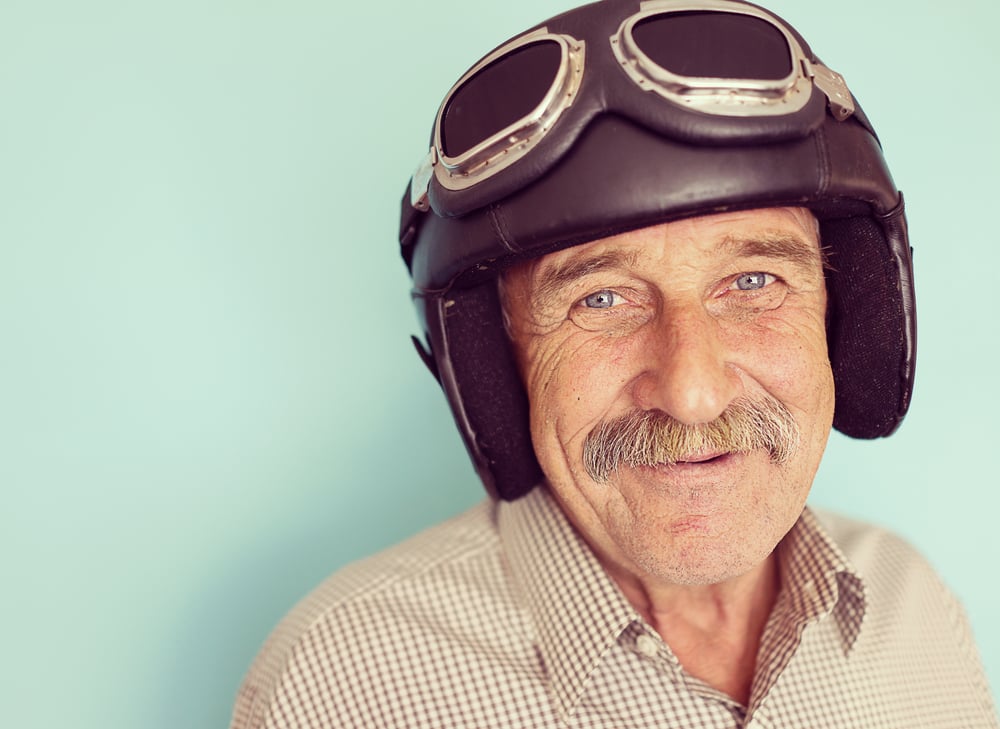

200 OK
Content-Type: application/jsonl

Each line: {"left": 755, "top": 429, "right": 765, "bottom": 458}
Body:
{"left": 398, "top": 0, "right": 915, "bottom": 500}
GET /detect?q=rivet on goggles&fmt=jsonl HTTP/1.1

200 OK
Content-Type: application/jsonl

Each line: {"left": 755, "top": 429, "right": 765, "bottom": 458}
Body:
{"left": 410, "top": 0, "right": 855, "bottom": 211}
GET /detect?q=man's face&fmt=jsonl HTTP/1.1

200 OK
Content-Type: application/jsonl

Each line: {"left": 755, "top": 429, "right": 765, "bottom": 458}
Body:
{"left": 503, "top": 207, "right": 834, "bottom": 586}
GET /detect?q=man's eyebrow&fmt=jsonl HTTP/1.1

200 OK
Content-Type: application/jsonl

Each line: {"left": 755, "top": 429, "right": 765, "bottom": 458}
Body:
{"left": 532, "top": 250, "right": 640, "bottom": 307}
{"left": 526, "top": 232, "right": 824, "bottom": 308}
{"left": 721, "top": 232, "right": 827, "bottom": 271}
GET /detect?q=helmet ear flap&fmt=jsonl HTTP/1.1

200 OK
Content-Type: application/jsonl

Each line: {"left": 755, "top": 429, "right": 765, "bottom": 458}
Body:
{"left": 824, "top": 208, "right": 915, "bottom": 438}
{"left": 426, "top": 281, "right": 543, "bottom": 500}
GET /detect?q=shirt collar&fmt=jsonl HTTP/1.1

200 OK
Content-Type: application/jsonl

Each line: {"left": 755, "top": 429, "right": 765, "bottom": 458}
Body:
{"left": 498, "top": 487, "right": 640, "bottom": 722}
{"left": 777, "top": 507, "right": 868, "bottom": 655}
{"left": 498, "top": 490, "right": 868, "bottom": 721}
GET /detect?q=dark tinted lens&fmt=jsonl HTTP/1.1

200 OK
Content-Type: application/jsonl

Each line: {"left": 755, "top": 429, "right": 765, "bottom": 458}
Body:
{"left": 632, "top": 11, "right": 792, "bottom": 80}
{"left": 441, "top": 40, "right": 562, "bottom": 158}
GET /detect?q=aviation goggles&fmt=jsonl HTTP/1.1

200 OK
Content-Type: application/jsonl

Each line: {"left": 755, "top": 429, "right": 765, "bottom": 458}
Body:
{"left": 410, "top": 0, "right": 855, "bottom": 215}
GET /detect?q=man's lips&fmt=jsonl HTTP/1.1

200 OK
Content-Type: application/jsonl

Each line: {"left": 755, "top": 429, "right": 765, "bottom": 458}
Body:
{"left": 631, "top": 452, "right": 744, "bottom": 475}
{"left": 672, "top": 450, "right": 732, "bottom": 465}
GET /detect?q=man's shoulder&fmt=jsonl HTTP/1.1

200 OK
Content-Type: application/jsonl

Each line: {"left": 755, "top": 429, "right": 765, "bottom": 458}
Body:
{"left": 231, "top": 499, "right": 514, "bottom": 729}
{"left": 811, "top": 507, "right": 937, "bottom": 580}
{"left": 805, "top": 510, "right": 997, "bottom": 725}
{"left": 299, "top": 498, "right": 502, "bottom": 612}
{"left": 810, "top": 507, "right": 930, "bottom": 570}
{"left": 809, "top": 507, "right": 966, "bottom": 621}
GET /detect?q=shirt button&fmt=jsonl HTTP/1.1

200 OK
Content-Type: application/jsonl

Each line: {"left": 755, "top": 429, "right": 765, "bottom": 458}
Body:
{"left": 635, "top": 634, "right": 659, "bottom": 658}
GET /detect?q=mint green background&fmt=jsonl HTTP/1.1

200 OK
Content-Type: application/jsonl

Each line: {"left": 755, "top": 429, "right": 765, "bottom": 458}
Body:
{"left": 1, "top": 1, "right": 996, "bottom": 727}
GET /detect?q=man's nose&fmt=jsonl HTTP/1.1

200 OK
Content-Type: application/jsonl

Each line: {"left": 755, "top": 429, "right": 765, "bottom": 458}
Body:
{"left": 632, "top": 305, "right": 742, "bottom": 424}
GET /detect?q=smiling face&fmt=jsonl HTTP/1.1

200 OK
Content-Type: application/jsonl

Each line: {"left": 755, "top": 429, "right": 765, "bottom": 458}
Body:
{"left": 502, "top": 207, "right": 835, "bottom": 586}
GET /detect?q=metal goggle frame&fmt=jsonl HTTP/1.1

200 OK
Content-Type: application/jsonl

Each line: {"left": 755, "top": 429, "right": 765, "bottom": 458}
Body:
{"left": 411, "top": 0, "right": 855, "bottom": 210}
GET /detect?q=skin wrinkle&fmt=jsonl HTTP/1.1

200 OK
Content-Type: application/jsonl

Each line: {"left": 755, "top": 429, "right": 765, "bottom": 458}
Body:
{"left": 524, "top": 231, "right": 825, "bottom": 319}
{"left": 532, "top": 249, "right": 643, "bottom": 314}
{"left": 500, "top": 207, "right": 835, "bottom": 705}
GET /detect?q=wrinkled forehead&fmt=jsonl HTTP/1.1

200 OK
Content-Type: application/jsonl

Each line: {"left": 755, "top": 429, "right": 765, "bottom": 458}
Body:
{"left": 506, "top": 206, "right": 822, "bottom": 285}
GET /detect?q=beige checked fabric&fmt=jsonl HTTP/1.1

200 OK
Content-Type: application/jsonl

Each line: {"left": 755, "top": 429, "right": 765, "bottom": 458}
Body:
{"left": 231, "top": 488, "right": 998, "bottom": 728}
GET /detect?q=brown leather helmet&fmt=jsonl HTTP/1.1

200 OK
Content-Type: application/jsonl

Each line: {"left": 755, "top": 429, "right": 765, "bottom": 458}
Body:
{"left": 399, "top": 0, "right": 915, "bottom": 500}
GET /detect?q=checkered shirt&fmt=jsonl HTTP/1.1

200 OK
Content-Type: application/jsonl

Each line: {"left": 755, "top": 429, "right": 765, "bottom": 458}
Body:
{"left": 231, "top": 488, "right": 998, "bottom": 728}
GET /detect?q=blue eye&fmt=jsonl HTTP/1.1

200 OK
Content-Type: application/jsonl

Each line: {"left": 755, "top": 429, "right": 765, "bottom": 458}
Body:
{"left": 582, "top": 290, "right": 620, "bottom": 308}
{"left": 733, "top": 272, "right": 774, "bottom": 291}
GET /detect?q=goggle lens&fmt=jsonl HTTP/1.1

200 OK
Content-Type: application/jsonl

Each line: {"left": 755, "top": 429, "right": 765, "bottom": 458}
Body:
{"left": 631, "top": 11, "right": 792, "bottom": 81}
{"left": 441, "top": 40, "right": 563, "bottom": 159}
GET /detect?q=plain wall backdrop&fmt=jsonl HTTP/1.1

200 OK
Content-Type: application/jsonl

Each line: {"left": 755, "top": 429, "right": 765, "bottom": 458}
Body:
{"left": 1, "top": 1, "right": 997, "bottom": 726}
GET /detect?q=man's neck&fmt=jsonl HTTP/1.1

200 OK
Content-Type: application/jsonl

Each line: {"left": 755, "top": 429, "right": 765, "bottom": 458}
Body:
{"left": 607, "top": 555, "right": 780, "bottom": 706}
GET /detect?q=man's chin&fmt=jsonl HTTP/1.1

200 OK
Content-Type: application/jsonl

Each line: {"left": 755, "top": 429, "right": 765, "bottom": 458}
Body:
{"left": 622, "top": 536, "right": 771, "bottom": 587}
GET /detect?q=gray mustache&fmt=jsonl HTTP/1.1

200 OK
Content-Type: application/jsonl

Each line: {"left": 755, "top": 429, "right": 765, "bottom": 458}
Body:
{"left": 582, "top": 397, "right": 800, "bottom": 483}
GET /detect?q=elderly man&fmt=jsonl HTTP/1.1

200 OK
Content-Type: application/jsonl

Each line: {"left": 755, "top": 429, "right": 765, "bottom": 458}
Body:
{"left": 231, "top": 0, "right": 998, "bottom": 726}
